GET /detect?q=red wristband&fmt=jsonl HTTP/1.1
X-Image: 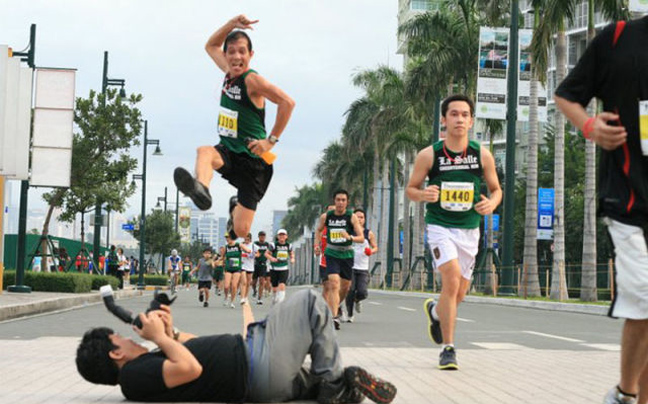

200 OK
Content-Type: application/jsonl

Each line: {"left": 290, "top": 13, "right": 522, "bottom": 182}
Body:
{"left": 582, "top": 116, "right": 595, "bottom": 140}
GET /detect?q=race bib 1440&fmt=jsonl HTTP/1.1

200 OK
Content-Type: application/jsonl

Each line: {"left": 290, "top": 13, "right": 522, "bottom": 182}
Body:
{"left": 440, "top": 181, "right": 474, "bottom": 212}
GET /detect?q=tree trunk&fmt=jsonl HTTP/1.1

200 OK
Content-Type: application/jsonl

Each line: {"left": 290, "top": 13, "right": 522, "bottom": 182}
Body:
{"left": 551, "top": 30, "right": 568, "bottom": 300}
{"left": 369, "top": 147, "right": 381, "bottom": 278}
{"left": 378, "top": 160, "right": 390, "bottom": 288}
{"left": 402, "top": 150, "right": 412, "bottom": 281}
{"left": 581, "top": 5, "right": 598, "bottom": 301}
{"left": 523, "top": 67, "right": 541, "bottom": 297}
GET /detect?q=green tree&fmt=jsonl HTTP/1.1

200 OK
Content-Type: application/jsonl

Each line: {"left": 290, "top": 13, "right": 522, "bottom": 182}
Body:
{"left": 127, "top": 210, "right": 180, "bottom": 272}
{"left": 39, "top": 89, "right": 142, "bottom": 270}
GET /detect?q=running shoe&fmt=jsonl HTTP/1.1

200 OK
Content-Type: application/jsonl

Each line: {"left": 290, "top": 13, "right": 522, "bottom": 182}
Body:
{"left": 438, "top": 346, "right": 459, "bottom": 370}
{"left": 173, "top": 167, "right": 212, "bottom": 210}
{"left": 344, "top": 366, "right": 396, "bottom": 404}
{"left": 226, "top": 196, "right": 238, "bottom": 239}
{"left": 347, "top": 315, "right": 355, "bottom": 323}
{"left": 333, "top": 317, "right": 341, "bottom": 330}
{"left": 203, "top": 301, "right": 208, "bottom": 308}
{"left": 340, "top": 307, "right": 348, "bottom": 323}
{"left": 423, "top": 298, "right": 443, "bottom": 345}
{"left": 199, "top": 292, "right": 204, "bottom": 302}
{"left": 240, "top": 298, "right": 248, "bottom": 305}
{"left": 355, "top": 300, "right": 362, "bottom": 313}
{"left": 256, "top": 299, "right": 263, "bottom": 305}
{"left": 604, "top": 386, "right": 637, "bottom": 404}
{"left": 230, "top": 302, "right": 235, "bottom": 309}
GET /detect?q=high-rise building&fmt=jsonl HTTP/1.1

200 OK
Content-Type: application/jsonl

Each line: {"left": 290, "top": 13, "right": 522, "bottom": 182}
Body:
{"left": 272, "top": 210, "right": 288, "bottom": 236}
{"left": 190, "top": 209, "right": 225, "bottom": 249}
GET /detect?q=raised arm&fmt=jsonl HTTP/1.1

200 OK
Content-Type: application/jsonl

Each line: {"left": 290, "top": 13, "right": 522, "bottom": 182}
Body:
{"left": 205, "top": 15, "right": 258, "bottom": 73}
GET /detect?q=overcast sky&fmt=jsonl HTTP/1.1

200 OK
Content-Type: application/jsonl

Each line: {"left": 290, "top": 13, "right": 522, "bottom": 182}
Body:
{"left": 1, "top": 0, "right": 403, "bottom": 236}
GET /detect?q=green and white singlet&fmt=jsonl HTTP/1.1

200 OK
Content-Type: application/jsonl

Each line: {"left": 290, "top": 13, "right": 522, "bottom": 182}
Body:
{"left": 324, "top": 209, "right": 354, "bottom": 259}
{"left": 224, "top": 243, "right": 243, "bottom": 272}
{"left": 270, "top": 242, "right": 292, "bottom": 270}
{"left": 425, "top": 139, "right": 483, "bottom": 229}
{"left": 217, "top": 69, "right": 266, "bottom": 158}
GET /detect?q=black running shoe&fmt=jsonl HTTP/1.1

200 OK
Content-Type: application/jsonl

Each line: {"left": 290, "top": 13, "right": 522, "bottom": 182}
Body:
{"left": 174, "top": 167, "right": 212, "bottom": 210}
{"left": 438, "top": 346, "right": 459, "bottom": 370}
{"left": 226, "top": 196, "right": 238, "bottom": 239}
{"left": 203, "top": 301, "right": 209, "bottom": 308}
{"left": 199, "top": 292, "right": 204, "bottom": 302}
{"left": 423, "top": 298, "right": 443, "bottom": 345}
{"left": 344, "top": 366, "right": 397, "bottom": 404}
{"left": 333, "top": 317, "right": 341, "bottom": 331}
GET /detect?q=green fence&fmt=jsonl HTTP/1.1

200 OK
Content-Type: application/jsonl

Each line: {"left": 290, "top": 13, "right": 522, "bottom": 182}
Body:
{"left": 3, "top": 234, "right": 109, "bottom": 271}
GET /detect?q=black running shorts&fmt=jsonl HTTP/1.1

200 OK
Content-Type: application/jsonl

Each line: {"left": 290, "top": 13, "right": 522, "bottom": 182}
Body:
{"left": 198, "top": 280, "right": 212, "bottom": 290}
{"left": 270, "top": 270, "right": 289, "bottom": 287}
{"left": 326, "top": 256, "right": 354, "bottom": 281}
{"left": 253, "top": 263, "right": 267, "bottom": 279}
{"left": 214, "top": 144, "right": 273, "bottom": 211}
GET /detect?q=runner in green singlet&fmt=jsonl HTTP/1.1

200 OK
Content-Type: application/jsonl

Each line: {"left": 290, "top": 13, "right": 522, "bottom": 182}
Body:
{"left": 407, "top": 95, "right": 501, "bottom": 370}
{"left": 174, "top": 14, "right": 295, "bottom": 242}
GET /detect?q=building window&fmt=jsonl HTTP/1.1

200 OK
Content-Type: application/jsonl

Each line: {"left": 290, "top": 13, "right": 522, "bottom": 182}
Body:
{"left": 410, "top": 0, "right": 438, "bottom": 11}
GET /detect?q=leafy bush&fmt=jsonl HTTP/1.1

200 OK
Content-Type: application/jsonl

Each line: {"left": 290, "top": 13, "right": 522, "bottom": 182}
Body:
{"left": 144, "top": 275, "right": 168, "bottom": 286}
{"left": 90, "top": 274, "right": 120, "bottom": 290}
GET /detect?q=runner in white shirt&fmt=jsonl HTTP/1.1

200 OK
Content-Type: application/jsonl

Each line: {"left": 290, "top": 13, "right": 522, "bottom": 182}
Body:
{"left": 345, "top": 209, "right": 378, "bottom": 323}
{"left": 239, "top": 233, "right": 258, "bottom": 305}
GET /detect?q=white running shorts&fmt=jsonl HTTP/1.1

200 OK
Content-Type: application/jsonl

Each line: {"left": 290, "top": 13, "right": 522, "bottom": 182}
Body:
{"left": 426, "top": 224, "right": 480, "bottom": 280}
{"left": 605, "top": 218, "right": 648, "bottom": 319}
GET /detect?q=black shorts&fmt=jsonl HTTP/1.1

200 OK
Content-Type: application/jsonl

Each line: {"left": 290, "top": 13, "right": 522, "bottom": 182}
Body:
{"left": 213, "top": 268, "right": 224, "bottom": 282}
{"left": 319, "top": 265, "right": 328, "bottom": 282}
{"left": 270, "top": 270, "right": 289, "bottom": 287}
{"left": 215, "top": 144, "right": 273, "bottom": 211}
{"left": 253, "top": 263, "right": 268, "bottom": 279}
{"left": 198, "top": 280, "right": 212, "bottom": 290}
{"left": 326, "top": 256, "right": 354, "bottom": 281}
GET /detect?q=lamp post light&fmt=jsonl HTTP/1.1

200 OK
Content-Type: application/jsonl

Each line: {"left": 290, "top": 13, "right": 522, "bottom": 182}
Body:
{"left": 155, "top": 187, "right": 168, "bottom": 212}
{"left": 93, "top": 51, "right": 127, "bottom": 270}
{"left": 132, "top": 120, "right": 162, "bottom": 289}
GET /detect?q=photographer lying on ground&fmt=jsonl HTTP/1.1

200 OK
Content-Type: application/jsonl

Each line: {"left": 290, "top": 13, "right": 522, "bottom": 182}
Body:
{"left": 76, "top": 289, "right": 396, "bottom": 403}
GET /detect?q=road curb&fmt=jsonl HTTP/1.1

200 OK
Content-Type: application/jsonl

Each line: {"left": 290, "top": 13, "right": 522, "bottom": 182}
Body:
{"left": 370, "top": 289, "right": 610, "bottom": 316}
{"left": 0, "top": 289, "right": 143, "bottom": 322}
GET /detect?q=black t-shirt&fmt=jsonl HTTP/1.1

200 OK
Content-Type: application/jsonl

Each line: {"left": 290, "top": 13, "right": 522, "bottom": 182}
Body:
{"left": 119, "top": 335, "right": 248, "bottom": 402}
{"left": 555, "top": 17, "right": 648, "bottom": 225}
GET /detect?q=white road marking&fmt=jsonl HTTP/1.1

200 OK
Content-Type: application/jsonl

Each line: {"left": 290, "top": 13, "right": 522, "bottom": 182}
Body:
{"left": 580, "top": 343, "right": 621, "bottom": 351}
{"left": 368, "top": 302, "right": 382, "bottom": 306}
{"left": 397, "top": 306, "right": 416, "bottom": 312}
{"left": 471, "top": 342, "right": 530, "bottom": 350}
{"left": 522, "top": 331, "right": 584, "bottom": 343}
{"left": 456, "top": 317, "right": 475, "bottom": 323}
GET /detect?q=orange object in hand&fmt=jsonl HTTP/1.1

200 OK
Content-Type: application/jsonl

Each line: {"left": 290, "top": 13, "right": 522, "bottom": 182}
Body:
{"left": 260, "top": 150, "right": 276, "bottom": 165}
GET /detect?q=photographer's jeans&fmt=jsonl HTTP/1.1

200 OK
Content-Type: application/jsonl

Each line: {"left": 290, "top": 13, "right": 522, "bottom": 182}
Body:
{"left": 245, "top": 289, "right": 343, "bottom": 402}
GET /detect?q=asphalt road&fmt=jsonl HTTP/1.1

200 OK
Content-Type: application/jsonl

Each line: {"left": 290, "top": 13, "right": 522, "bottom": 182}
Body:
{"left": 0, "top": 286, "right": 623, "bottom": 352}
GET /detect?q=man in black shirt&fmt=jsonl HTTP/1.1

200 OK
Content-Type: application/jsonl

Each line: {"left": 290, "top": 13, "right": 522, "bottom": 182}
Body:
{"left": 76, "top": 289, "right": 396, "bottom": 403}
{"left": 555, "top": 15, "right": 648, "bottom": 404}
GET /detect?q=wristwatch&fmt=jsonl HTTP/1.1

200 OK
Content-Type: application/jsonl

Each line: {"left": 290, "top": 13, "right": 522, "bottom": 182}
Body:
{"left": 267, "top": 135, "right": 279, "bottom": 144}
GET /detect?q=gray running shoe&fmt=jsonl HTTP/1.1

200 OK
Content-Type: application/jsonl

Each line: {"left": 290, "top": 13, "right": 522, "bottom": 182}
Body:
{"left": 174, "top": 167, "right": 212, "bottom": 210}
{"left": 355, "top": 300, "right": 362, "bottom": 313}
{"left": 333, "top": 317, "right": 341, "bottom": 330}
{"left": 424, "top": 298, "right": 443, "bottom": 344}
{"left": 438, "top": 346, "right": 459, "bottom": 370}
{"left": 604, "top": 386, "right": 637, "bottom": 404}
{"left": 347, "top": 315, "right": 354, "bottom": 323}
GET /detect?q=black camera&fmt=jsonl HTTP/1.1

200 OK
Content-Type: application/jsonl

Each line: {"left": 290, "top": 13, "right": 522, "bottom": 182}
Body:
{"left": 100, "top": 285, "right": 176, "bottom": 329}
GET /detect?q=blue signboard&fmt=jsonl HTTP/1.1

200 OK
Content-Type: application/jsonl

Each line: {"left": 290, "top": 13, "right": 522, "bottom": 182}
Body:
{"left": 483, "top": 214, "right": 500, "bottom": 249}
{"left": 122, "top": 223, "right": 135, "bottom": 231}
{"left": 537, "top": 188, "right": 554, "bottom": 240}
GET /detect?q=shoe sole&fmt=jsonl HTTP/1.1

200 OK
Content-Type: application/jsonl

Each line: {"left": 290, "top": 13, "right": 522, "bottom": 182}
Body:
{"left": 174, "top": 167, "right": 212, "bottom": 210}
{"left": 347, "top": 367, "right": 397, "bottom": 404}
{"left": 423, "top": 298, "right": 443, "bottom": 345}
{"left": 438, "top": 363, "right": 459, "bottom": 371}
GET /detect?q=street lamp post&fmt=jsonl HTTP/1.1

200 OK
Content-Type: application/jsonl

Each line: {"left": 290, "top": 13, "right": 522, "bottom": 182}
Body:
{"left": 133, "top": 120, "right": 162, "bottom": 289}
{"left": 500, "top": 0, "right": 520, "bottom": 294}
{"left": 93, "top": 51, "right": 127, "bottom": 270}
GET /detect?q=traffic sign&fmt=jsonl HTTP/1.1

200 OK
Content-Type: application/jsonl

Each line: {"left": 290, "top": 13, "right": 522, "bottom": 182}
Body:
{"left": 122, "top": 223, "right": 134, "bottom": 231}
